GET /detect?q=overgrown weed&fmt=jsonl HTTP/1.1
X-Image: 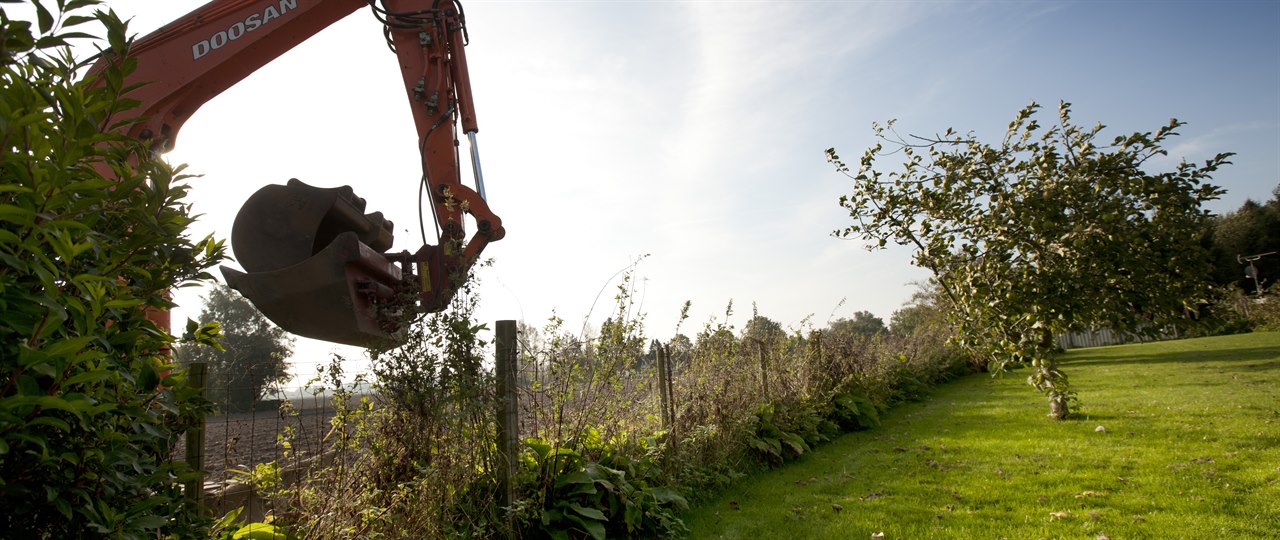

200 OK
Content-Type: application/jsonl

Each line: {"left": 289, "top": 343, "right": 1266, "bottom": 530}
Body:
{"left": 247, "top": 271, "right": 974, "bottom": 538}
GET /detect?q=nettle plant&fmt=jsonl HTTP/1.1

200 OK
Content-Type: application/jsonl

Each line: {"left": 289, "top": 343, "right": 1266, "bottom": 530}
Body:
{"left": 510, "top": 268, "right": 694, "bottom": 539}
{"left": 1, "top": 2, "right": 224, "bottom": 537}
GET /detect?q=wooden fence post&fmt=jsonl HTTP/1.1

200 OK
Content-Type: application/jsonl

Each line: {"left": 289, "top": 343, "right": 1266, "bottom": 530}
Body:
{"left": 746, "top": 338, "right": 769, "bottom": 401}
{"left": 811, "top": 331, "right": 824, "bottom": 388}
{"left": 759, "top": 341, "right": 770, "bottom": 401}
{"left": 495, "top": 320, "right": 519, "bottom": 513}
{"left": 655, "top": 341, "right": 671, "bottom": 431}
{"left": 184, "top": 362, "right": 207, "bottom": 505}
{"left": 665, "top": 345, "right": 676, "bottom": 433}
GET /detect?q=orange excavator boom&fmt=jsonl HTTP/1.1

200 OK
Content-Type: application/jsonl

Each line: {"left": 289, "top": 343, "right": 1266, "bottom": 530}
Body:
{"left": 93, "top": 0, "right": 503, "bottom": 347}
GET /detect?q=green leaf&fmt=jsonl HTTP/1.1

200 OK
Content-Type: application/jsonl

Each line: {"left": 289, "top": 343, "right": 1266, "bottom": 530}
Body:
{"left": 647, "top": 487, "right": 689, "bottom": 510}
{"left": 565, "top": 481, "right": 599, "bottom": 497}
{"left": 554, "top": 470, "right": 595, "bottom": 488}
{"left": 542, "top": 507, "right": 561, "bottom": 527}
{"left": 634, "top": 504, "right": 656, "bottom": 532}
{"left": 61, "top": 15, "right": 95, "bottom": 27}
{"left": 34, "top": 0, "right": 54, "bottom": 34}
{"left": 53, "top": 498, "right": 72, "bottom": 519}
{"left": 130, "top": 514, "right": 167, "bottom": 530}
{"left": 33, "top": 35, "right": 67, "bottom": 48}
{"left": 568, "top": 502, "right": 607, "bottom": 521}
{"left": 29, "top": 417, "right": 71, "bottom": 432}
{"left": 33, "top": 296, "right": 70, "bottom": 341}
{"left": 565, "top": 514, "right": 607, "bottom": 540}
{"left": 231, "top": 523, "right": 286, "bottom": 540}
{"left": 66, "top": 0, "right": 101, "bottom": 11}
{"left": 748, "top": 437, "right": 776, "bottom": 456}
{"left": 780, "top": 432, "right": 809, "bottom": 456}
{"left": 41, "top": 336, "right": 92, "bottom": 359}
{"left": 138, "top": 364, "right": 159, "bottom": 391}
{"left": 15, "top": 374, "right": 42, "bottom": 396}
{"left": 211, "top": 507, "right": 243, "bottom": 530}
{"left": 525, "top": 438, "right": 551, "bottom": 460}
{"left": 0, "top": 204, "right": 37, "bottom": 226}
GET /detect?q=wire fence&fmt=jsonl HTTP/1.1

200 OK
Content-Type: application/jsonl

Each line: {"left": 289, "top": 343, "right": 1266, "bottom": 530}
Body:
{"left": 171, "top": 357, "right": 375, "bottom": 520}
{"left": 175, "top": 330, "right": 1125, "bottom": 498}
{"left": 170, "top": 318, "right": 977, "bottom": 532}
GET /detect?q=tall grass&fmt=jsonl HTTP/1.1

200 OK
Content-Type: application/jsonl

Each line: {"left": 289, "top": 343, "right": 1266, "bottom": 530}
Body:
{"left": 248, "top": 274, "right": 976, "bottom": 538}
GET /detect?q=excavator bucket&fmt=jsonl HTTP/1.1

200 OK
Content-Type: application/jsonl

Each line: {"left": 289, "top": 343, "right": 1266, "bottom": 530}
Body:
{"left": 219, "top": 180, "right": 411, "bottom": 347}
{"left": 229, "top": 178, "right": 393, "bottom": 273}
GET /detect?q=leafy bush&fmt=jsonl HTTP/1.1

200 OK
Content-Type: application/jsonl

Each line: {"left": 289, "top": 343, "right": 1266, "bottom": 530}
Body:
{"left": 0, "top": 2, "right": 225, "bottom": 536}
{"left": 1190, "top": 285, "right": 1279, "bottom": 337}
{"left": 583, "top": 291, "right": 973, "bottom": 506}
{"left": 1249, "top": 298, "right": 1280, "bottom": 332}
{"left": 746, "top": 402, "right": 824, "bottom": 464}
{"left": 1226, "top": 285, "right": 1280, "bottom": 332}
{"left": 515, "top": 435, "right": 688, "bottom": 539}
{"left": 266, "top": 275, "right": 504, "bottom": 539}
{"left": 828, "top": 389, "right": 881, "bottom": 432}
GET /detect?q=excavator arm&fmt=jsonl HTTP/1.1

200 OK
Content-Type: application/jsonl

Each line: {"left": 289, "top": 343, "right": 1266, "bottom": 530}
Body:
{"left": 96, "top": 0, "right": 503, "bottom": 347}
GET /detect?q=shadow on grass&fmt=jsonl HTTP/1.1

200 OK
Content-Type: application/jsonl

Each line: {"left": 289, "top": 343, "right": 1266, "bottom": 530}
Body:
{"left": 1063, "top": 345, "right": 1280, "bottom": 369}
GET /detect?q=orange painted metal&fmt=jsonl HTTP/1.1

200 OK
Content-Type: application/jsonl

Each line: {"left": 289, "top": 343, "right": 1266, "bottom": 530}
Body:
{"left": 90, "top": 0, "right": 504, "bottom": 345}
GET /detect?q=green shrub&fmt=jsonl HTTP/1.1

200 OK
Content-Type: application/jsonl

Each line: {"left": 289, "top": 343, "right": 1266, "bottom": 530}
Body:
{"left": 1192, "top": 285, "right": 1280, "bottom": 336}
{"left": 0, "top": 2, "right": 225, "bottom": 536}
{"left": 515, "top": 434, "right": 688, "bottom": 539}
{"left": 1239, "top": 286, "right": 1280, "bottom": 332}
{"left": 745, "top": 388, "right": 885, "bottom": 466}
{"left": 269, "top": 275, "right": 504, "bottom": 539}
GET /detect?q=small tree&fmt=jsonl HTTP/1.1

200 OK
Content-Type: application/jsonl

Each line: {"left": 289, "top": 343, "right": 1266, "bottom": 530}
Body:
{"left": 888, "top": 283, "right": 950, "bottom": 337}
{"left": 179, "top": 284, "right": 293, "bottom": 411}
{"left": 666, "top": 333, "right": 693, "bottom": 356}
{"left": 743, "top": 314, "right": 785, "bottom": 345}
{"left": 830, "top": 311, "right": 887, "bottom": 337}
{"left": 828, "top": 101, "right": 1230, "bottom": 419}
{"left": 889, "top": 304, "right": 928, "bottom": 338}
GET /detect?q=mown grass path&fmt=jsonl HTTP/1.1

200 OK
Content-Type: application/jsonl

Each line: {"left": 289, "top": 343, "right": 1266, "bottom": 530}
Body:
{"left": 684, "top": 333, "right": 1280, "bottom": 539}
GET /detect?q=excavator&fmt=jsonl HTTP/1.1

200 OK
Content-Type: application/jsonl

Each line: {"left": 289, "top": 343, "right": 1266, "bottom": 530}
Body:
{"left": 93, "top": 0, "right": 504, "bottom": 348}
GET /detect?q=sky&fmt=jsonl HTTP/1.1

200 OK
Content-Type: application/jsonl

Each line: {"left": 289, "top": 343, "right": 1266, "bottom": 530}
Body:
{"left": 41, "top": 1, "right": 1280, "bottom": 379}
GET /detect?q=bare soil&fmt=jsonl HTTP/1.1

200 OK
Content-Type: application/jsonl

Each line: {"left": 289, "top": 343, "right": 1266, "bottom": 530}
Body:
{"left": 172, "top": 397, "right": 339, "bottom": 485}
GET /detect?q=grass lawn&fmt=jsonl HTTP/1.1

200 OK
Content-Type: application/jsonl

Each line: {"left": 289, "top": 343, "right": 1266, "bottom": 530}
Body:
{"left": 683, "top": 332, "right": 1280, "bottom": 539}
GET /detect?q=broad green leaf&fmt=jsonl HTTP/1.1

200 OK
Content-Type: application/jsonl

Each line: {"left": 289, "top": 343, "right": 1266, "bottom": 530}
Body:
{"left": 41, "top": 336, "right": 92, "bottom": 359}
{"left": 137, "top": 364, "right": 158, "bottom": 390}
{"left": 554, "top": 470, "right": 594, "bottom": 488}
{"left": 526, "top": 437, "right": 552, "bottom": 460}
{"left": 29, "top": 417, "right": 71, "bottom": 432}
{"left": 568, "top": 502, "right": 607, "bottom": 521}
{"left": 565, "top": 514, "right": 607, "bottom": 540}
{"left": 34, "top": 0, "right": 54, "bottom": 34}
{"left": 0, "top": 204, "right": 37, "bottom": 226}
{"left": 130, "top": 515, "right": 167, "bottom": 530}
{"left": 231, "top": 523, "right": 286, "bottom": 540}
{"left": 648, "top": 487, "right": 689, "bottom": 510}
{"left": 64, "top": 370, "right": 111, "bottom": 387}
